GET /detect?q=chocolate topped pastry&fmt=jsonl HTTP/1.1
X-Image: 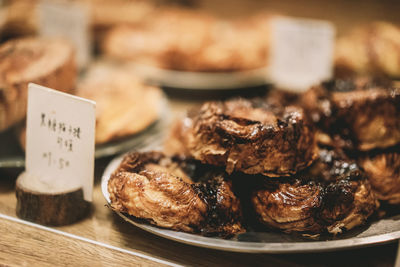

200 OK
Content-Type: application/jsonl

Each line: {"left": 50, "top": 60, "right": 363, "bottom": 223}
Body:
{"left": 252, "top": 148, "right": 379, "bottom": 235}
{"left": 108, "top": 151, "right": 243, "bottom": 237}
{"left": 302, "top": 77, "right": 400, "bottom": 151}
{"left": 177, "top": 98, "right": 317, "bottom": 177}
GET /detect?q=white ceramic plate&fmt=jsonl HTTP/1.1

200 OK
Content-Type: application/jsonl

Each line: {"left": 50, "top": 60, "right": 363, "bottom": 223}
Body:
{"left": 101, "top": 155, "right": 400, "bottom": 254}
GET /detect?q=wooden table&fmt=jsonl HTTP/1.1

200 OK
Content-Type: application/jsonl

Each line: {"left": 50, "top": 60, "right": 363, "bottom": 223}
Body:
{"left": 0, "top": 95, "right": 398, "bottom": 266}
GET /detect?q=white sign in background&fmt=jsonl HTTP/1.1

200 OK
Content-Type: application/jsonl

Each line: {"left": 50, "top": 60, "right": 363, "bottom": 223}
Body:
{"left": 38, "top": 0, "right": 91, "bottom": 68}
{"left": 268, "top": 17, "right": 336, "bottom": 91}
{"left": 26, "top": 84, "right": 96, "bottom": 201}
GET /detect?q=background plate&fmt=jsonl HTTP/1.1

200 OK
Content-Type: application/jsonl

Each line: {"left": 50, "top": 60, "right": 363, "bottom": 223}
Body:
{"left": 127, "top": 63, "right": 269, "bottom": 90}
{"left": 101, "top": 155, "right": 400, "bottom": 254}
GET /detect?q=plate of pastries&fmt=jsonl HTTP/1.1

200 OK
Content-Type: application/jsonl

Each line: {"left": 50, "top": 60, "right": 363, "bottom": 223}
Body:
{"left": 102, "top": 76, "right": 400, "bottom": 253}
{"left": 101, "top": 7, "right": 272, "bottom": 89}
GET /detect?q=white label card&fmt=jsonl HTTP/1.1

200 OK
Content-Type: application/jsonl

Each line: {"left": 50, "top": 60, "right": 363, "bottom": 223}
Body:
{"left": 26, "top": 83, "right": 96, "bottom": 201}
{"left": 268, "top": 17, "right": 336, "bottom": 91}
{"left": 38, "top": 0, "right": 91, "bottom": 68}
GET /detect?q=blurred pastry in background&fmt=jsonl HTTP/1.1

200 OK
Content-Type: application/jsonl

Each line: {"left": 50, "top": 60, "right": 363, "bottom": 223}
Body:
{"left": 103, "top": 8, "right": 272, "bottom": 72}
{"left": 86, "top": 0, "right": 155, "bottom": 31}
{"left": 335, "top": 22, "right": 400, "bottom": 78}
{"left": 88, "top": 0, "right": 197, "bottom": 30}
{"left": 0, "top": 0, "right": 37, "bottom": 40}
{"left": 76, "top": 62, "right": 163, "bottom": 144}
{"left": 0, "top": 37, "right": 76, "bottom": 132}
{"left": 102, "top": 8, "right": 214, "bottom": 70}
{"left": 0, "top": 0, "right": 198, "bottom": 45}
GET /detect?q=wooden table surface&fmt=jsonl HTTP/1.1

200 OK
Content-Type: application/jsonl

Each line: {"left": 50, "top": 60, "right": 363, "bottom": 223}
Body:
{"left": 0, "top": 94, "right": 399, "bottom": 267}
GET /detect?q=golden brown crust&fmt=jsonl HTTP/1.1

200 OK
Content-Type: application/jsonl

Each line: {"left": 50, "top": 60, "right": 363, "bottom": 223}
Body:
{"left": 0, "top": 37, "right": 76, "bottom": 132}
{"left": 108, "top": 151, "right": 244, "bottom": 237}
{"left": 109, "top": 169, "right": 207, "bottom": 233}
{"left": 252, "top": 180, "right": 323, "bottom": 233}
{"left": 180, "top": 98, "right": 318, "bottom": 177}
{"left": 252, "top": 149, "right": 379, "bottom": 235}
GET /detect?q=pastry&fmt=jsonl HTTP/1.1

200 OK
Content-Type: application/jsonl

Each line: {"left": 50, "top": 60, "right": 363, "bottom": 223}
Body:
{"left": 252, "top": 148, "right": 379, "bottom": 235}
{"left": 108, "top": 151, "right": 244, "bottom": 237}
{"left": 174, "top": 98, "right": 318, "bottom": 177}
{"left": 359, "top": 149, "right": 400, "bottom": 205}
{"left": 301, "top": 77, "right": 400, "bottom": 151}
{"left": 0, "top": 37, "right": 76, "bottom": 132}
{"left": 102, "top": 8, "right": 272, "bottom": 72}
{"left": 76, "top": 63, "right": 163, "bottom": 144}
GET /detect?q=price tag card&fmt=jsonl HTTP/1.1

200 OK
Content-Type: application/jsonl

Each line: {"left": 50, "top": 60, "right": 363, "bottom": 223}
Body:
{"left": 26, "top": 83, "right": 96, "bottom": 201}
{"left": 268, "top": 17, "right": 336, "bottom": 91}
{"left": 38, "top": 0, "right": 90, "bottom": 68}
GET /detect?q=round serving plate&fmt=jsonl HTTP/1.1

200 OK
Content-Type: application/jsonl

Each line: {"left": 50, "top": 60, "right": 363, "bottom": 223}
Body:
{"left": 101, "top": 155, "right": 400, "bottom": 254}
{"left": 127, "top": 63, "right": 269, "bottom": 90}
{"left": 0, "top": 96, "right": 170, "bottom": 168}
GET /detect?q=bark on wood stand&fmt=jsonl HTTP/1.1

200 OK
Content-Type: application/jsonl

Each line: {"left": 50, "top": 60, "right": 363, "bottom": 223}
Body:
{"left": 15, "top": 172, "right": 90, "bottom": 226}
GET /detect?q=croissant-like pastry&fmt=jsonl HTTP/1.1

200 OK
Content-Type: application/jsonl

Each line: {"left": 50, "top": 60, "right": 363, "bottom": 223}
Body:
{"left": 177, "top": 98, "right": 318, "bottom": 177}
{"left": 252, "top": 149, "right": 379, "bottom": 235}
{"left": 108, "top": 151, "right": 244, "bottom": 237}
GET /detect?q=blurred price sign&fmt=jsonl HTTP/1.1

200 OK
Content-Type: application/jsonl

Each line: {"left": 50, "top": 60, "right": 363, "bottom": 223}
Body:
{"left": 268, "top": 17, "right": 335, "bottom": 91}
{"left": 38, "top": 0, "right": 90, "bottom": 68}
